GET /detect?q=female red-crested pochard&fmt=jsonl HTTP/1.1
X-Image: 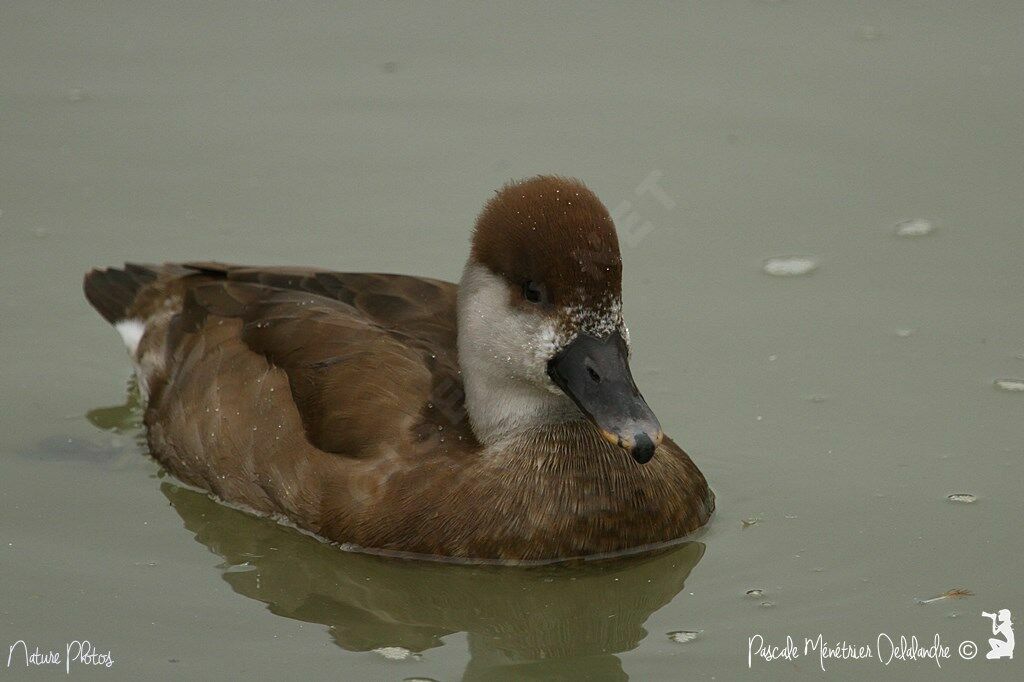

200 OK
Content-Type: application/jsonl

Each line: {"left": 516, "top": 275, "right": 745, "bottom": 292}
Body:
{"left": 84, "top": 176, "right": 714, "bottom": 561}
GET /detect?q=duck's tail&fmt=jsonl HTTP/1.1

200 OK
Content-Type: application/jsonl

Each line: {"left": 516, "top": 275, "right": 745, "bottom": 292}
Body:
{"left": 83, "top": 264, "right": 159, "bottom": 325}
{"left": 84, "top": 263, "right": 197, "bottom": 396}
{"left": 84, "top": 264, "right": 171, "bottom": 361}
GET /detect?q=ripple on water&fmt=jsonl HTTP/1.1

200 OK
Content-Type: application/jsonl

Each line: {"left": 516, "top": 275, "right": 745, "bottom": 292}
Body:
{"left": 763, "top": 256, "right": 817, "bottom": 276}
{"left": 894, "top": 219, "right": 935, "bottom": 237}
{"left": 947, "top": 494, "right": 977, "bottom": 504}
{"left": 65, "top": 87, "right": 89, "bottom": 102}
{"left": 994, "top": 379, "right": 1024, "bottom": 392}
{"left": 854, "top": 25, "right": 885, "bottom": 41}
{"left": 668, "top": 630, "right": 702, "bottom": 644}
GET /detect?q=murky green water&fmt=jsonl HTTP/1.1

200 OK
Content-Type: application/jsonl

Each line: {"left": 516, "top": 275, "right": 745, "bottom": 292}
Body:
{"left": 2, "top": 2, "right": 1022, "bottom": 679}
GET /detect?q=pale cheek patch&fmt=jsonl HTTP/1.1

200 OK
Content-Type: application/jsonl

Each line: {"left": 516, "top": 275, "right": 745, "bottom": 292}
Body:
{"left": 531, "top": 321, "right": 568, "bottom": 394}
{"left": 532, "top": 321, "right": 560, "bottom": 365}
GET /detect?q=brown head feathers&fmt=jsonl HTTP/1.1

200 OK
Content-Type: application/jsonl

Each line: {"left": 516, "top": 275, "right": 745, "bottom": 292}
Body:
{"left": 470, "top": 176, "right": 623, "bottom": 321}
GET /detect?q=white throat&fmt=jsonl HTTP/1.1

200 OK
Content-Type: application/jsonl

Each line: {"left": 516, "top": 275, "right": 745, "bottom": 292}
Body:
{"left": 456, "top": 263, "right": 579, "bottom": 446}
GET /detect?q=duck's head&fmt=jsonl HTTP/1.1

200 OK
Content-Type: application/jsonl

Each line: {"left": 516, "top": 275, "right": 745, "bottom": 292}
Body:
{"left": 457, "top": 176, "right": 663, "bottom": 463}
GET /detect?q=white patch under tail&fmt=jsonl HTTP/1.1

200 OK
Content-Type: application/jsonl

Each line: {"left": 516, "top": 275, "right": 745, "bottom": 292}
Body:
{"left": 113, "top": 318, "right": 152, "bottom": 398}
{"left": 114, "top": 319, "right": 146, "bottom": 356}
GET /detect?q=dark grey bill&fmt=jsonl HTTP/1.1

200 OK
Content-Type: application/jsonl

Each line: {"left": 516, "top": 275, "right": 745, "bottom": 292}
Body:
{"left": 547, "top": 331, "right": 663, "bottom": 463}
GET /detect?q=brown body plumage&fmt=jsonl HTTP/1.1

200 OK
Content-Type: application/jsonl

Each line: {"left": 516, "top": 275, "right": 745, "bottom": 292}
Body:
{"left": 84, "top": 177, "right": 714, "bottom": 561}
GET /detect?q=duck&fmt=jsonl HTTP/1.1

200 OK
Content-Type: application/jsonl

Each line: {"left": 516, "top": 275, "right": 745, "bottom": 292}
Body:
{"left": 83, "top": 176, "right": 714, "bottom": 561}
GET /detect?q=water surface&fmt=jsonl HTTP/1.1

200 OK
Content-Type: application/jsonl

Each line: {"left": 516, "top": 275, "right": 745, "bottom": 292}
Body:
{"left": 2, "top": 2, "right": 1022, "bottom": 679}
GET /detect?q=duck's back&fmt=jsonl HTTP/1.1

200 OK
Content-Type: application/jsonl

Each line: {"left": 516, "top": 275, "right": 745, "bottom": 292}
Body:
{"left": 84, "top": 263, "right": 480, "bottom": 536}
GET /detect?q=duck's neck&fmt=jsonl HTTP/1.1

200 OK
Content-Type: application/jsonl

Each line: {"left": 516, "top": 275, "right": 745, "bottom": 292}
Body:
{"left": 461, "top": 367, "right": 579, "bottom": 446}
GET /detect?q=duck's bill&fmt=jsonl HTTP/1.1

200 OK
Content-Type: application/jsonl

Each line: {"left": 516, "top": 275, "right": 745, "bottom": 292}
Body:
{"left": 547, "top": 331, "right": 663, "bottom": 464}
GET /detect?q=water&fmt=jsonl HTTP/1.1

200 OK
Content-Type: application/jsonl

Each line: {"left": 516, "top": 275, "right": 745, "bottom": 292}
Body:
{"left": 2, "top": 2, "right": 1022, "bottom": 679}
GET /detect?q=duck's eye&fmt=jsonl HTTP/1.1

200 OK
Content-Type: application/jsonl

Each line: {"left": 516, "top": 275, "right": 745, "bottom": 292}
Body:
{"left": 522, "top": 280, "right": 547, "bottom": 304}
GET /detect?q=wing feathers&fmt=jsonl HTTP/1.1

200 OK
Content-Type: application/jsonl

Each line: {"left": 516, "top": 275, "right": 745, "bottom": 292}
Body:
{"left": 139, "top": 265, "right": 471, "bottom": 459}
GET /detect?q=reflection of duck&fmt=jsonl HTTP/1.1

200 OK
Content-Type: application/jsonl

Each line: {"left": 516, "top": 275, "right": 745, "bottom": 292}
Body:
{"left": 83, "top": 176, "right": 713, "bottom": 561}
{"left": 163, "top": 482, "right": 705, "bottom": 680}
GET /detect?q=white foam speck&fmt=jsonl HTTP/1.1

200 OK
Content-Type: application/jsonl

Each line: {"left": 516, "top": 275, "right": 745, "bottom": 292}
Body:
{"left": 895, "top": 219, "right": 935, "bottom": 237}
{"left": 763, "top": 256, "right": 817, "bottom": 277}
{"left": 994, "top": 379, "right": 1024, "bottom": 392}
{"left": 373, "top": 646, "right": 419, "bottom": 661}
{"left": 668, "top": 630, "right": 701, "bottom": 644}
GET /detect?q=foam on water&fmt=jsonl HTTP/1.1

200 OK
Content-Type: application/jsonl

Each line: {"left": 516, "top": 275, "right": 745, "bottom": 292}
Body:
{"left": 373, "top": 647, "right": 419, "bottom": 661}
{"left": 895, "top": 219, "right": 935, "bottom": 237}
{"left": 668, "top": 630, "right": 701, "bottom": 644}
{"left": 762, "top": 256, "right": 818, "bottom": 276}
{"left": 994, "top": 379, "right": 1024, "bottom": 392}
